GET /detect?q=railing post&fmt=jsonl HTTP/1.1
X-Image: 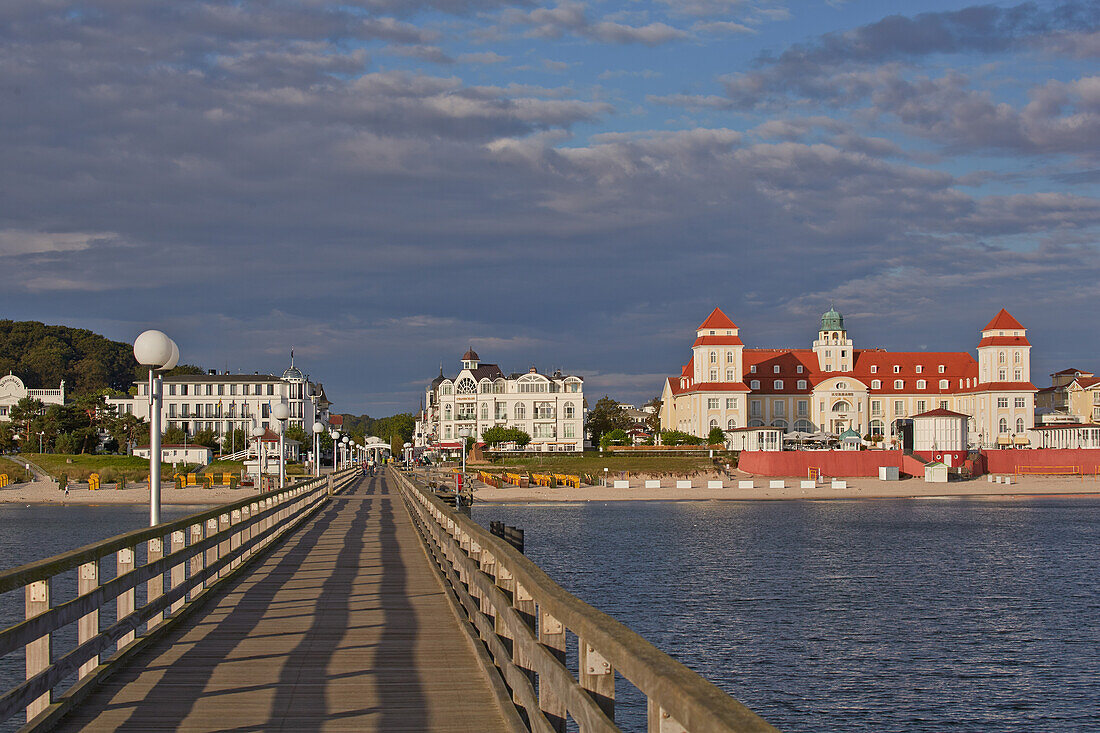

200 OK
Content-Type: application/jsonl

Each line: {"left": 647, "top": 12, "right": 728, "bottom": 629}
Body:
{"left": 78, "top": 561, "right": 99, "bottom": 678}
{"left": 579, "top": 637, "right": 615, "bottom": 721}
{"left": 218, "top": 513, "right": 231, "bottom": 578}
{"left": 229, "top": 509, "right": 242, "bottom": 570}
{"left": 512, "top": 579, "right": 537, "bottom": 704}
{"left": 648, "top": 699, "right": 688, "bottom": 733}
{"left": 147, "top": 536, "right": 164, "bottom": 630}
{"left": 205, "top": 518, "right": 219, "bottom": 586}
{"left": 171, "top": 530, "right": 186, "bottom": 613}
{"left": 116, "top": 546, "right": 135, "bottom": 650}
{"left": 190, "top": 522, "right": 205, "bottom": 598}
{"left": 539, "top": 608, "right": 567, "bottom": 733}
{"left": 327, "top": 474, "right": 334, "bottom": 496}
{"left": 25, "top": 578, "right": 51, "bottom": 721}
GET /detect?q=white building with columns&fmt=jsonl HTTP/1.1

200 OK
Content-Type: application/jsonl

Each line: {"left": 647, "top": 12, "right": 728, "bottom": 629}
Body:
{"left": 107, "top": 357, "right": 331, "bottom": 444}
{"left": 415, "top": 349, "right": 585, "bottom": 452}
{"left": 660, "top": 307, "right": 1037, "bottom": 449}
{"left": 0, "top": 373, "right": 65, "bottom": 421}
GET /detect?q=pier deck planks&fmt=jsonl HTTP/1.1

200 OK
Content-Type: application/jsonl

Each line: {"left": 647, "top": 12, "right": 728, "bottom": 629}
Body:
{"left": 54, "top": 474, "right": 515, "bottom": 732}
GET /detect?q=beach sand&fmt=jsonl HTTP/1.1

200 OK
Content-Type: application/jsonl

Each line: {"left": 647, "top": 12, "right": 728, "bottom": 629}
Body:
{"left": 471, "top": 471, "right": 1100, "bottom": 502}
{"left": 1, "top": 479, "right": 257, "bottom": 505}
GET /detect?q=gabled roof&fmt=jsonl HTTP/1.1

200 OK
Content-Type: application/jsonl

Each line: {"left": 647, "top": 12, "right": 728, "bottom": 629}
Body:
{"left": 912, "top": 408, "right": 970, "bottom": 419}
{"left": 1071, "top": 377, "right": 1100, "bottom": 389}
{"left": 1053, "top": 368, "right": 1089, "bottom": 376}
{"left": 982, "top": 308, "right": 1024, "bottom": 331}
{"left": 697, "top": 307, "right": 737, "bottom": 331}
{"left": 977, "top": 335, "right": 1030, "bottom": 347}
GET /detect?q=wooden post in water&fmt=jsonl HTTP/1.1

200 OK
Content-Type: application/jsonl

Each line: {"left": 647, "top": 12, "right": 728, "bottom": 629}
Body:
{"left": 25, "top": 579, "right": 51, "bottom": 721}
{"left": 78, "top": 561, "right": 99, "bottom": 678}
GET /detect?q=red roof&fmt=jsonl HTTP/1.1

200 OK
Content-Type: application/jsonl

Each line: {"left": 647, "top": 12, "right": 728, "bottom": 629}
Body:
{"left": 1072, "top": 377, "right": 1100, "bottom": 389}
{"left": 982, "top": 309, "right": 1024, "bottom": 331}
{"left": 692, "top": 335, "right": 744, "bottom": 347}
{"left": 1053, "top": 368, "right": 1089, "bottom": 376}
{"left": 328, "top": 415, "right": 344, "bottom": 427}
{"left": 958, "top": 381, "right": 1037, "bottom": 393}
{"left": 697, "top": 307, "right": 737, "bottom": 331}
{"left": 977, "top": 335, "right": 1031, "bottom": 347}
{"left": 912, "top": 408, "right": 970, "bottom": 419}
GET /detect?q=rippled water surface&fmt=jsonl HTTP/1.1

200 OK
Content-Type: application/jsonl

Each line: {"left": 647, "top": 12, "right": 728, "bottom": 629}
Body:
{"left": 472, "top": 498, "right": 1100, "bottom": 732}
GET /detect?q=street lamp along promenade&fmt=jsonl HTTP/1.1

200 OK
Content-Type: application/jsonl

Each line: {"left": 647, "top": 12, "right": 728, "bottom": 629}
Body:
{"left": 133, "top": 329, "right": 180, "bottom": 527}
{"left": 272, "top": 402, "right": 289, "bottom": 488}
{"left": 312, "top": 421, "right": 325, "bottom": 477}
{"left": 251, "top": 424, "right": 266, "bottom": 488}
{"left": 330, "top": 429, "right": 340, "bottom": 472}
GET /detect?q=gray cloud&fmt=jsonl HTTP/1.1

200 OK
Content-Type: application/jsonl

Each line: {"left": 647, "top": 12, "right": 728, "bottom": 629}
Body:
{"left": 505, "top": 2, "right": 689, "bottom": 45}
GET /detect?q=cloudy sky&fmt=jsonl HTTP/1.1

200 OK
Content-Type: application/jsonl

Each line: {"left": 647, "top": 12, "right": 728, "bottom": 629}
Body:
{"left": 2, "top": 0, "right": 1099, "bottom": 414}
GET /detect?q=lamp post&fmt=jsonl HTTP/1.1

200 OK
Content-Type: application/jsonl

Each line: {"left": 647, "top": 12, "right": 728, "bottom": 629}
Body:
{"left": 330, "top": 430, "right": 340, "bottom": 472}
{"left": 251, "top": 424, "right": 266, "bottom": 488}
{"left": 341, "top": 436, "right": 349, "bottom": 469}
{"left": 133, "top": 329, "right": 179, "bottom": 527}
{"left": 272, "top": 403, "right": 289, "bottom": 488}
{"left": 458, "top": 427, "right": 471, "bottom": 508}
{"left": 312, "top": 421, "right": 325, "bottom": 476}
{"left": 37, "top": 431, "right": 44, "bottom": 454}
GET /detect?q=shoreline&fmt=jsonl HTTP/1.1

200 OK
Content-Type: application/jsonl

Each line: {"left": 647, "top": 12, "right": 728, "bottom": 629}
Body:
{"left": 0, "top": 480, "right": 253, "bottom": 506}
{"left": 472, "top": 474, "right": 1100, "bottom": 503}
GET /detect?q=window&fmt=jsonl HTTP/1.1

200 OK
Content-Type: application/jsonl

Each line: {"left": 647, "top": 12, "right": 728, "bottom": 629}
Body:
{"left": 998, "top": 369, "right": 1007, "bottom": 380}
{"left": 750, "top": 365, "right": 756, "bottom": 373}
{"left": 710, "top": 369, "right": 718, "bottom": 381}
{"left": 750, "top": 400, "right": 761, "bottom": 416}
{"left": 916, "top": 365, "right": 923, "bottom": 374}
{"left": 536, "top": 403, "right": 554, "bottom": 419}
{"left": 514, "top": 403, "right": 526, "bottom": 419}
{"left": 871, "top": 380, "right": 881, "bottom": 389}
{"left": 940, "top": 400, "right": 949, "bottom": 410}
{"left": 168, "top": 404, "right": 177, "bottom": 418}
{"left": 726, "top": 368, "right": 735, "bottom": 380}
{"left": 725, "top": 398, "right": 737, "bottom": 409}
{"left": 894, "top": 380, "right": 903, "bottom": 389}
{"left": 180, "top": 385, "right": 188, "bottom": 396}
{"left": 205, "top": 384, "right": 213, "bottom": 395}
{"left": 998, "top": 351, "right": 1005, "bottom": 364}
{"left": 217, "top": 385, "right": 224, "bottom": 396}
{"left": 870, "top": 420, "right": 884, "bottom": 437}
{"left": 997, "top": 397, "right": 1008, "bottom": 408}
{"left": 1014, "top": 369, "right": 1022, "bottom": 380}
{"left": 709, "top": 418, "right": 719, "bottom": 429}
{"left": 871, "top": 400, "right": 881, "bottom": 415}
{"left": 457, "top": 377, "right": 477, "bottom": 394}
{"left": 797, "top": 380, "right": 807, "bottom": 390}
{"left": 832, "top": 401, "right": 850, "bottom": 413}
{"left": 797, "top": 400, "right": 808, "bottom": 416}
{"left": 774, "top": 380, "right": 783, "bottom": 390}
{"left": 479, "top": 381, "right": 491, "bottom": 394}
{"left": 707, "top": 398, "right": 719, "bottom": 409}
{"left": 871, "top": 365, "right": 878, "bottom": 374}
{"left": 1016, "top": 417, "right": 1025, "bottom": 433}
{"left": 727, "top": 418, "right": 736, "bottom": 430}
{"left": 893, "top": 365, "right": 900, "bottom": 373}
{"left": 825, "top": 350, "right": 832, "bottom": 357}
{"left": 564, "top": 424, "right": 575, "bottom": 438}
{"left": 836, "top": 381, "right": 848, "bottom": 389}
{"left": 773, "top": 401, "right": 785, "bottom": 416}
{"left": 564, "top": 402, "right": 576, "bottom": 419}
{"left": 710, "top": 351, "right": 717, "bottom": 364}
{"left": 480, "top": 403, "right": 488, "bottom": 420}
{"left": 917, "top": 380, "right": 926, "bottom": 389}
{"left": 797, "top": 365, "right": 804, "bottom": 374}
{"left": 267, "top": 385, "right": 274, "bottom": 395}
{"left": 916, "top": 400, "right": 926, "bottom": 413}
{"left": 894, "top": 400, "right": 905, "bottom": 415}
{"left": 999, "top": 417, "right": 1008, "bottom": 433}
{"left": 750, "top": 380, "right": 760, "bottom": 389}
{"left": 168, "top": 384, "right": 176, "bottom": 396}
{"left": 773, "top": 365, "right": 780, "bottom": 374}
{"left": 726, "top": 352, "right": 734, "bottom": 363}
{"left": 441, "top": 383, "right": 453, "bottom": 395}
{"left": 939, "top": 380, "right": 949, "bottom": 389}
{"left": 1014, "top": 397, "right": 1025, "bottom": 408}
{"left": 230, "top": 384, "right": 237, "bottom": 395}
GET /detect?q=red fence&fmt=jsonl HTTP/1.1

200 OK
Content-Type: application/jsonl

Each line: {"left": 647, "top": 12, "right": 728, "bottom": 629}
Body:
{"left": 738, "top": 450, "right": 905, "bottom": 477}
{"left": 983, "top": 449, "right": 1100, "bottom": 475}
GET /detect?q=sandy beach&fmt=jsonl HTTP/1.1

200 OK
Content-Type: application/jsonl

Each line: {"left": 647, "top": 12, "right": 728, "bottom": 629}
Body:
{"left": 0, "top": 479, "right": 258, "bottom": 506}
{"left": 472, "top": 472, "right": 1100, "bottom": 502}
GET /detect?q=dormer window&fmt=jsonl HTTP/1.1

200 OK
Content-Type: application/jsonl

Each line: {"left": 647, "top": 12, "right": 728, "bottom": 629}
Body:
{"left": 915, "top": 365, "right": 923, "bottom": 374}
{"left": 917, "top": 380, "right": 926, "bottom": 389}
{"left": 797, "top": 380, "right": 807, "bottom": 390}
{"left": 893, "top": 365, "right": 900, "bottom": 373}
{"left": 750, "top": 380, "right": 760, "bottom": 390}
{"left": 750, "top": 365, "right": 756, "bottom": 373}
{"left": 871, "top": 380, "right": 881, "bottom": 389}
{"left": 797, "top": 365, "right": 804, "bottom": 374}
{"left": 773, "top": 365, "right": 780, "bottom": 374}
{"left": 710, "top": 330, "right": 715, "bottom": 335}
{"left": 774, "top": 380, "right": 783, "bottom": 389}
{"left": 871, "top": 365, "right": 878, "bottom": 374}
{"left": 894, "top": 380, "right": 903, "bottom": 389}
{"left": 938, "top": 365, "right": 946, "bottom": 373}
{"left": 726, "top": 330, "right": 732, "bottom": 335}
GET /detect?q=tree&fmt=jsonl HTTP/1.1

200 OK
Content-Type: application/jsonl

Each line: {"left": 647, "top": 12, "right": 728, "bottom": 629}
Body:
{"left": 9, "top": 397, "right": 44, "bottom": 445}
{"left": 482, "top": 426, "right": 531, "bottom": 448}
{"left": 643, "top": 396, "right": 662, "bottom": 434}
{"left": 285, "top": 425, "right": 309, "bottom": 448}
{"left": 586, "top": 396, "right": 631, "bottom": 447}
{"left": 599, "top": 428, "right": 629, "bottom": 449}
{"left": 192, "top": 430, "right": 219, "bottom": 450}
{"left": 707, "top": 426, "right": 726, "bottom": 445}
{"left": 163, "top": 427, "right": 186, "bottom": 445}
{"left": 660, "top": 430, "right": 702, "bottom": 446}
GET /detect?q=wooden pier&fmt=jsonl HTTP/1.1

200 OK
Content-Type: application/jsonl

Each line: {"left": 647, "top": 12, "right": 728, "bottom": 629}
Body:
{"left": 0, "top": 468, "right": 776, "bottom": 732}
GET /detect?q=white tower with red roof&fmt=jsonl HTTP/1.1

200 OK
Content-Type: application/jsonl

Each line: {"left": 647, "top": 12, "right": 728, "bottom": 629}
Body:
{"left": 976, "top": 309, "right": 1031, "bottom": 385}
{"left": 691, "top": 307, "right": 744, "bottom": 384}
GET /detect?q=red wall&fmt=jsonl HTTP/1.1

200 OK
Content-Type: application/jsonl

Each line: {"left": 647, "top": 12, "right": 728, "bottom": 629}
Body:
{"left": 983, "top": 449, "right": 1100, "bottom": 475}
{"left": 738, "top": 450, "right": 905, "bottom": 477}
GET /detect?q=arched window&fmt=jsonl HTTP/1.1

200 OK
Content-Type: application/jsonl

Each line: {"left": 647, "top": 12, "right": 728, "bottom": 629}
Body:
{"left": 939, "top": 380, "right": 949, "bottom": 389}
{"left": 444, "top": 405, "right": 452, "bottom": 420}
{"left": 772, "top": 419, "right": 788, "bottom": 429}
{"left": 869, "top": 419, "right": 885, "bottom": 436}
{"left": 479, "top": 380, "right": 491, "bottom": 393}
{"left": 1013, "top": 351, "right": 1021, "bottom": 363}
{"left": 999, "top": 417, "right": 1008, "bottom": 433}
{"left": 710, "top": 351, "right": 717, "bottom": 364}
{"left": 727, "top": 418, "right": 736, "bottom": 430}
{"left": 794, "top": 419, "right": 814, "bottom": 432}
{"left": 564, "top": 402, "right": 575, "bottom": 419}
{"left": 750, "top": 380, "right": 760, "bottom": 390}
{"left": 709, "top": 418, "right": 719, "bottom": 429}
{"left": 871, "top": 380, "right": 881, "bottom": 389}
{"left": 494, "top": 379, "right": 506, "bottom": 394}
{"left": 798, "top": 380, "right": 807, "bottom": 390}
{"left": 748, "top": 419, "right": 765, "bottom": 427}
{"left": 917, "top": 380, "right": 926, "bottom": 389}
{"left": 998, "top": 351, "right": 1006, "bottom": 364}
{"left": 456, "top": 377, "right": 476, "bottom": 394}
{"left": 514, "top": 403, "right": 526, "bottom": 420}
{"left": 726, "top": 368, "right": 735, "bottom": 380}
{"left": 1016, "top": 417, "right": 1024, "bottom": 433}
{"left": 832, "top": 401, "right": 851, "bottom": 412}
{"left": 441, "top": 383, "right": 453, "bottom": 396}
{"left": 726, "top": 352, "right": 734, "bottom": 363}
{"left": 774, "top": 380, "right": 783, "bottom": 390}
{"left": 894, "top": 380, "right": 904, "bottom": 389}
{"left": 836, "top": 381, "right": 848, "bottom": 389}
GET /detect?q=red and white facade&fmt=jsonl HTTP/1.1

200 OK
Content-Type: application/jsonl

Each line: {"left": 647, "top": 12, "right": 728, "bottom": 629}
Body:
{"left": 660, "top": 307, "right": 1037, "bottom": 449}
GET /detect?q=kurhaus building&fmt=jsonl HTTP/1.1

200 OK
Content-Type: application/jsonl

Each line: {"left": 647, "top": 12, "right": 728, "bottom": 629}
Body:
{"left": 660, "top": 307, "right": 1037, "bottom": 449}
{"left": 415, "top": 350, "right": 584, "bottom": 452}
{"left": 107, "top": 357, "right": 331, "bottom": 439}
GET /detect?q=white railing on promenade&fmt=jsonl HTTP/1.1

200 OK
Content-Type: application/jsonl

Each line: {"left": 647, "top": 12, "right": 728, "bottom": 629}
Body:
{"left": 0, "top": 467, "right": 361, "bottom": 729}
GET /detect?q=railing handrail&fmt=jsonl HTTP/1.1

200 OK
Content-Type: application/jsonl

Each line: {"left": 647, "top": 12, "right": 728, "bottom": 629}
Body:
{"left": 391, "top": 468, "right": 778, "bottom": 733}
{"left": 0, "top": 475, "right": 326, "bottom": 593}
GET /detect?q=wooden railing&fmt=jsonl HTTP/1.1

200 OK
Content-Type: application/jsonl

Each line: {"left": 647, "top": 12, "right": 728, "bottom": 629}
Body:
{"left": 0, "top": 467, "right": 361, "bottom": 729}
{"left": 390, "top": 468, "right": 778, "bottom": 733}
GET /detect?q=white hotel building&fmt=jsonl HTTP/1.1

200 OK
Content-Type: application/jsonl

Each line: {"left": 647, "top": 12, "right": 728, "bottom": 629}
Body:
{"left": 107, "top": 358, "right": 331, "bottom": 440}
{"left": 661, "top": 307, "right": 1037, "bottom": 449}
{"left": 415, "top": 350, "right": 584, "bottom": 452}
{"left": 0, "top": 373, "right": 65, "bottom": 421}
